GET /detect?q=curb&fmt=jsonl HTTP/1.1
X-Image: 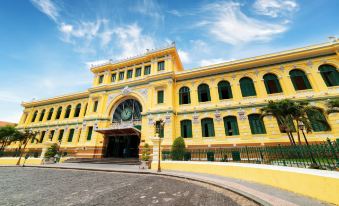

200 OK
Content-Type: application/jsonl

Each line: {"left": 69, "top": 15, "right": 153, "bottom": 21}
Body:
{"left": 20, "top": 165, "right": 268, "bottom": 206}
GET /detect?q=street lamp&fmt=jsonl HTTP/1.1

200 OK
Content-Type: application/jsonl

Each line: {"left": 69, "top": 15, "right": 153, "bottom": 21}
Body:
{"left": 298, "top": 121, "right": 316, "bottom": 165}
{"left": 154, "top": 119, "right": 164, "bottom": 172}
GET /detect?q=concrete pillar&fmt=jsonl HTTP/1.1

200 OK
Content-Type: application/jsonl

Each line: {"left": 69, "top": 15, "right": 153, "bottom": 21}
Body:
{"left": 151, "top": 134, "right": 163, "bottom": 170}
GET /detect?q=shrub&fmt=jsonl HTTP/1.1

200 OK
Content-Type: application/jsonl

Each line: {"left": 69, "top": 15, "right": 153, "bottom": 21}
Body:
{"left": 44, "top": 143, "right": 59, "bottom": 158}
{"left": 184, "top": 152, "right": 191, "bottom": 161}
{"left": 141, "top": 143, "right": 151, "bottom": 161}
{"left": 171, "top": 137, "right": 186, "bottom": 160}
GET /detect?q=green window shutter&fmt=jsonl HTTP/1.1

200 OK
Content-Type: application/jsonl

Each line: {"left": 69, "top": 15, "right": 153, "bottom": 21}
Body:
{"left": 56, "top": 107, "right": 62, "bottom": 119}
{"left": 93, "top": 101, "right": 98, "bottom": 112}
{"left": 127, "top": 70, "right": 133, "bottom": 79}
{"left": 263, "top": 74, "right": 282, "bottom": 94}
{"left": 307, "top": 111, "right": 330, "bottom": 132}
{"left": 290, "top": 69, "right": 312, "bottom": 90}
{"left": 157, "top": 90, "right": 164, "bottom": 104}
{"left": 201, "top": 118, "right": 215, "bottom": 137}
{"left": 198, "top": 84, "right": 211, "bottom": 102}
{"left": 223, "top": 116, "right": 239, "bottom": 136}
{"left": 39, "top": 131, "right": 46, "bottom": 143}
{"left": 65, "top": 106, "right": 71, "bottom": 118}
{"left": 98, "top": 75, "right": 104, "bottom": 84}
{"left": 74, "top": 104, "right": 81, "bottom": 117}
{"left": 240, "top": 77, "right": 256, "bottom": 97}
{"left": 39, "top": 110, "right": 45, "bottom": 121}
{"left": 111, "top": 73, "right": 116, "bottom": 82}
{"left": 249, "top": 114, "right": 266, "bottom": 134}
{"left": 135, "top": 68, "right": 141, "bottom": 77}
{"left": 58, "top": 130, "right": 64, "bottom": 142}
{"left": 218, "top": 81, "right": 232, "bottom": 99}
{"left": 68, "top": 129, "right": 75, "bottom": 142}
{"left": 179, "top": 90, "right": 183, "bottom": 104}
{"left": 158, "top": 61, "right": 165, "bottom": 71}
{"left": 47, "top": 108, "right": 53, "bottom": 120}
{"left": 319, "top": 65, "right": 339, "bottom": 87}
{"left": 119, "top": 72, "right": 124, "bottom": 80}
{"left": 144, "top": 65, "right": 151, "bottom": 75}
{"left": 181, "top": 120, "right": 192, "bottom": 138}
{"left": 31, "top": 111, "right": 38, "bottom": 122}
{"left": 87, "top": 127, "right": 93, "bottom": 141}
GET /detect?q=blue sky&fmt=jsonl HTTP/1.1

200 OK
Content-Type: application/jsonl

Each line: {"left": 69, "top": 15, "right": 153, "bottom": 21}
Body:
{"left": 0, "top": 0, "right": 338, "bottom": 122}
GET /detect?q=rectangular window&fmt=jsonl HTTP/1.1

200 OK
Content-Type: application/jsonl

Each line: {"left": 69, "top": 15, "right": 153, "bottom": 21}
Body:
{"left": 135, "top": 67, "right": 142, "bottom": 77}
{"left": 49, "top": 130, "right": 55, "bottom": 141}
{"left": 119, "top": 72, "right": 125, "bottom": 80}
{"left": 87, "top": 126, "right": 93, "bottom": 141}
{"left": 68, "top": 129, "right": 75, "bottom": 142}
{"left": 144, "top": 65, "right": 151, "bottom": 75}
{"left": 111, "top": 73, "right": 116, "bottom": 82}
{"left": 157, "top": 61, "right": 165, "bottom": 71}
{"left": 39, "top": 131, "right": 46, "bottom": 143}
{"left": 98, "top": 75, "right": 104, "bottom": 84}
{"left": 127, "top": 70, "right": 133, "bottom": 79}
{"left": 58, "top": 129, "right": 64, "bottom": 142}
{"left": 93, "top": 100, "right": 98, "bottom": 112}
{"left": 157, "top": 90, "right": 164, "bottom": 104}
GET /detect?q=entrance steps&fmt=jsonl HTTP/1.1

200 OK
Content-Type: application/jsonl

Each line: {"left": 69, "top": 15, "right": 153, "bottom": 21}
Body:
{"left": 63, "top": 158, "right": 140, "bottom": 165}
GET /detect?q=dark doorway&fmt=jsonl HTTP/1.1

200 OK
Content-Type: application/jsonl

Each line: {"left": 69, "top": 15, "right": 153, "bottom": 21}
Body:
{"left": 105, "top": 135, "right": 140, "bottom": 158}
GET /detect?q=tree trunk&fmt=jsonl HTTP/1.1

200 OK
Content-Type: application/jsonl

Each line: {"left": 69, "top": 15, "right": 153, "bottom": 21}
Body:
{"left": 296, "top": 128, "right": 302, "bottom": 145}
{"left": 287, "top": 132, "right": 294, "bottom": 145}
{"left": 16, "top": 140, "right": 28, "bottom": 166}
{"left": 289, "top": 132, "right": 296, "bottom": 145}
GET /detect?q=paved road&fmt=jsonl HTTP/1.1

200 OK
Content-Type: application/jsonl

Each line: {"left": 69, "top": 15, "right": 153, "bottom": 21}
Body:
{"left": 0, "top": 167, "right": 257, "bottom": 206}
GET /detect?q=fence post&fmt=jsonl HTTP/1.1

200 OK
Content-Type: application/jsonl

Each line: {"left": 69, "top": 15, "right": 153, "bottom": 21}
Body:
{"left": 327, "top": 138, "right": 339, "bottom": 169}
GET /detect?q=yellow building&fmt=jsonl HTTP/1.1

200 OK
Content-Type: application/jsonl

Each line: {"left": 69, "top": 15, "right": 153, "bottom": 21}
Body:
{"left": 12, "top": 41, "right": 339, "bottom": 159}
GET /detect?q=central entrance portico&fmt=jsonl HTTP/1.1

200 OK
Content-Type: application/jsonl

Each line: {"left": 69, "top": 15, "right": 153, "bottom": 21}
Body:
{"left": 97, "top": 98, "right": 143, "bottom": 159}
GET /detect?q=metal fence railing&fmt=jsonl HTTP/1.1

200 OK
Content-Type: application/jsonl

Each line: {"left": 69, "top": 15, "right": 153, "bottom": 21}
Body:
{"left": 162, "top": 139, "right": 339, "bottom": 171}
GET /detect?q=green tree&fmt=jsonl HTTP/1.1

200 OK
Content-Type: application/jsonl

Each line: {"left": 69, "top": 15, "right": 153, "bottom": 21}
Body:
{"left": 0, "top": 126, "right": 22, "bottom": 152}
{"left": 141, "top": 143, "right": 151, "bottom": 161}
{"left": 44, "top": 143, "right": 59, "bottom": 159}
{"left": 16, "top": 129, "right": 38, "bottom": 165}
{"left": 326, "top": 98, "right": 339, "bottom": 114}
{"left": 171, "top": 137, "right": 186, "bottom": 160}
{"left": 260, "top": 99, "right": 297, "bottom": 145}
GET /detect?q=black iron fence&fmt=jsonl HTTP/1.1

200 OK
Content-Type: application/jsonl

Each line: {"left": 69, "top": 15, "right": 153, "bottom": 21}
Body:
{"left": 162, "top": 139, "right": 339, "bottom": 170}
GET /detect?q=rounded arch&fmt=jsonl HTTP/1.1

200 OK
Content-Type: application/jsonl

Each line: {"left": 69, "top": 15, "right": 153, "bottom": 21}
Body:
{"left": 106, "top": 92, "right": 146, "bottom": 119}
{"left": 239, "top": 77, "right": 256, "bottom": 97}
{"left": 318, "top": 64, "right": 339, "bottom": 87}
{"left": 179, "top": 86, "right": 191, "bottom": 104}
{"left": 263, "top": 73, "right": 282, "bottom": 94}
{"left": 197, "top": 83, "right": 211, "bottom": 102}
{"left": 112, "top": 99, "right": 143, "bottom": 122}
{"left": 217, "top": 80, "right": 232, "bottom": 99}
{"left": 289, "top": 69, "right": 312, "bottom": 90}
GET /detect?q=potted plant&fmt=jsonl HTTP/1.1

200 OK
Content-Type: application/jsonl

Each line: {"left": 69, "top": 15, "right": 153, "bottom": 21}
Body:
{"left": 140, "top": 143, "right": 151, "bottom": 169}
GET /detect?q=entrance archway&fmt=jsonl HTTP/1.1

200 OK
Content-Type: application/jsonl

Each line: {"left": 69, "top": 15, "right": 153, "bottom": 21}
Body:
{"left": 101, "top": 98, "right": 143, "bottom": 158}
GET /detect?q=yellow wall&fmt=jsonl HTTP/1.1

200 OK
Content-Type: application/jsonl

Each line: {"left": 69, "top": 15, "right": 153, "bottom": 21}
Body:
{"left": 9, "top": 42, "right": 339, "bottom": 157}
{"left": 153, "top": 161, "right": 339, "bottom": 205}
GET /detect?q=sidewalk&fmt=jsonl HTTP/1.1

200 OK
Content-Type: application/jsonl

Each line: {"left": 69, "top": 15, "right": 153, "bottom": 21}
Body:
{"left": 18, "top": 163, "right": 330, "bottom": 206}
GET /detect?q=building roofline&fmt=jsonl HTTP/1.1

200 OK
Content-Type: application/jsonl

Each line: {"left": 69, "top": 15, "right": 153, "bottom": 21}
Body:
{"left": 89, "top": 43, "right": 177, "bottom": 70}
{"left": 22, "top": 91, "right": 90, "bottom": 107}
{"left": 176, "top": 40, "right": 339, "bottom": 76}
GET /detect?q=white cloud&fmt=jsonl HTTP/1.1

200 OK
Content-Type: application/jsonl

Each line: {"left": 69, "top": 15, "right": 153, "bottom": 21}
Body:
{"left": 198, "top": 2, "right": 287, "bottom": 45}
{"left": 178, "top": 49, "right": 190, "bottom": 64}
{"left": 30, "top": 0, "right": 59, "bottom": 22}
{"left": 253, "top": 0, "right": 298, "bottom": 18}
{"left": 113, "top": 23, "right": 155, "bottom": 59}
{"left": 199, "top": 58, "right": 234, "bottom": 67}
{"left": 133, "top": 0, "right": 164, "bottom": 22}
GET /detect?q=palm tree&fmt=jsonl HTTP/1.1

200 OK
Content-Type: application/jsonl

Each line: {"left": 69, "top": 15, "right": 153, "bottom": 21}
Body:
{"left": 16, "top": 129, "right": 38, "bottom": 165}
{"left": 290, "top": 101, "right": 329, "bottom": 145}
{"left": 326, "top": 98, "right": 339, "bottom": 114}
{"left": 260, "top": 100, "right": 297, "bottom": 145}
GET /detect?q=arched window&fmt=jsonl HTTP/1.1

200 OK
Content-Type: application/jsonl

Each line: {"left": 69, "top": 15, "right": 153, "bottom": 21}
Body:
{"left": 223, "top": 116, "right": 239, "bottom": 136}
{"left": 179, "top": 87, "right": 191, "bottom": 104}
{"left": 180, "top": 120, "right": 192, "bottom": 138}
{"left": 263, "top": 73, "right": 282, "bottom": 94}
{"left": 198, "top": 84, "right": 211, "bottom": 102}
{"left": 47, "top": 108, "right": 54, "bottom": 121}
{"left": 64, "top": 105, "right": 71, "bottom": 119}
{"left": 74, "top": 103, "right": 81, "bottom": 117}
{"left": 248, "top": 114, "right": 266, "bottom": 134}
{"left": 201, "top": 118, "right": 215, "bottom": 137}
{"left": 218, "top": 81, "right": 233, "bottom": 99}
{"left": 240, "top": 77, "right": 256, "bottom": 97}
{"left": 39, "top": 109, "right": 45, "bottom": 122}
{"left": 31, "top": 111, "right": 38, "bottom": 122}
{"left": 307, "top": 110, "right": 330, "bottom": 132}
{"left": 319, "top": 64, "right": 339, "bottom": 87}
{"left": 289, "top": 69, "right": 312, "bottom": 90}
{"left": 55, "top": 107, "right": 62, "bottom": 120}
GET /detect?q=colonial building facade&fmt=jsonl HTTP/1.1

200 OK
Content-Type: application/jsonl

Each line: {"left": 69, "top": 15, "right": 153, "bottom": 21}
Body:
{"left": 12, "top": 41, "right": 339, "bottom": 158}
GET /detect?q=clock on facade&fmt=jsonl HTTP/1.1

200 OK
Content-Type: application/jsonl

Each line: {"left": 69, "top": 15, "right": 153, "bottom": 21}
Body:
{"left": 121, "top": 107, "right": 133, "bottom": 120}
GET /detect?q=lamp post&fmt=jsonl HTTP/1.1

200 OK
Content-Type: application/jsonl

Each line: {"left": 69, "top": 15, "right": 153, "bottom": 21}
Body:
{"left": 298, "top": 121, "right": 316, "bottom": 165}
{"left": 154, "top": 119, "right": 164, "bottom": 172}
